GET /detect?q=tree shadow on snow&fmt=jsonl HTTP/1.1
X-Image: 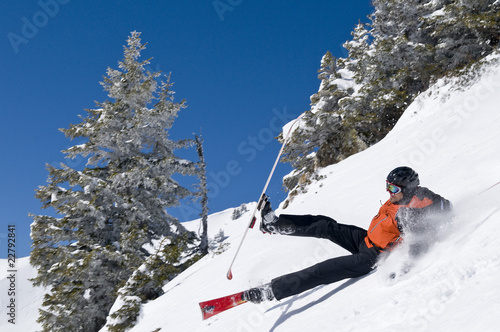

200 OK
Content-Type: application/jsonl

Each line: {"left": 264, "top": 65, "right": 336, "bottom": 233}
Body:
{"left": 266, "top": 274, "right": 372, "bottom": 332}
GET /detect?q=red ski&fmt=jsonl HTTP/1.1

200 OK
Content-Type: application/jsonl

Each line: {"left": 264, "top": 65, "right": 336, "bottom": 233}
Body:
{"left": 199, "top": 291, "right": 247, "bottom": 320}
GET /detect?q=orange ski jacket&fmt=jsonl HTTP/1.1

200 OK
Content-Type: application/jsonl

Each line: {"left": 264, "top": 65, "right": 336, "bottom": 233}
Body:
{"left": 364, "top": 187, "right": 452, "bottom": 251}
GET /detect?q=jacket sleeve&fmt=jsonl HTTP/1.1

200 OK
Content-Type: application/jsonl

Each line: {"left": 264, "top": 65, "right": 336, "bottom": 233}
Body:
{"left": 396, "top": 188, "right": 454, "bottom": 234}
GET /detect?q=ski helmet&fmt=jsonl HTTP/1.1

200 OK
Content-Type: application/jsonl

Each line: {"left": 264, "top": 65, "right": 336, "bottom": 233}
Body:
{"left": 387, "top": 166, "right": 419, "bottom": 191}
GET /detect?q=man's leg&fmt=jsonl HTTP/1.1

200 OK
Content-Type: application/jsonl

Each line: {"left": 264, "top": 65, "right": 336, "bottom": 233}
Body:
{"left": 270, "top": 242, "right": 378, "bottom": 301}
{"left": 275, "top": 214, "right": 367, "bottom": 254}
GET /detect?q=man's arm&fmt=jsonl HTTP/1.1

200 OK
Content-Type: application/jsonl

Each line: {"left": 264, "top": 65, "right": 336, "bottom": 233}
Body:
{"left": 396, "top": 187, "right": 453, "bottom": 233}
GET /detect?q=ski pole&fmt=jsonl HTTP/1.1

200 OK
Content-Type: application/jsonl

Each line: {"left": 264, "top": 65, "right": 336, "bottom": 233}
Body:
{"left": 227, "top": 113, "right": 304, "bottom": 280}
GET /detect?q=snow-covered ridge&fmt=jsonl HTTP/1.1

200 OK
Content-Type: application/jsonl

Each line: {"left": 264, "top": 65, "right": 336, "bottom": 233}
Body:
{"left": 3, "top": 53, "right": 500, "bottom": 332}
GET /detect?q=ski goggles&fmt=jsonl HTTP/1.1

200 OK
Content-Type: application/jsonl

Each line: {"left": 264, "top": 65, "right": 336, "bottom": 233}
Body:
{"left": 386, "top": 181, "right": 402, "bottom": 195}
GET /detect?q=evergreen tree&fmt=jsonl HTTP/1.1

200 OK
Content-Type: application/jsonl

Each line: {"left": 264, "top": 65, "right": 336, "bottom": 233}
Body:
{"left": 281, "top": 52, "right": 342, "bottom": 168}
{"left": 362, "top": 1, "right": 436, "bottom": 131}
{"left": 281, "top": 51, "right": 344, "bottom": 191}
{"left": 281, "top": 0, "right": 499, "bottom": 195}
{"left": 282, "top": 43, "right": 366, "bottom": 192}
{"left": 30, "top": 32, "right": 197, "bottom": 332}
{"left": 426, "top": 0, "right": 500, "bottom": 71}
{"left": 104, "top": 234, "right": 199, "bottom": 332}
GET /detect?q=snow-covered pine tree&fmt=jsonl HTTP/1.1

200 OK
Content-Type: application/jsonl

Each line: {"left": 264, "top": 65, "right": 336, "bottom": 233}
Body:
{"left": 104, "top": 233, "right": 198, "bottom": 332}
{"left": 281, "top": 0, "right": 499, "bottom": 196}
{"left": 281, "top": 45, "right": 366, "bottom": 193}
{"left": 280, "top": 51, "right": 343, "bottom": 192}
{"left": 103, "top": 137, "right": 209, "bottom": 332}
{"left": 425, "top": 0, "right": 500, "bottom": 72}
{"left": 341, "top": 23, "right": 371, "bottom": 84}
{"left": 361, "top": 0, "right": 437, "bottom": 131}
{"left": 365, "top": 0, "right": 499, "bottom": 121}
{"left": 30, "top": 31, "right": 197, "bottom": 332}
{"left": 337, "top": 23, "right": 380, "bottom": 144}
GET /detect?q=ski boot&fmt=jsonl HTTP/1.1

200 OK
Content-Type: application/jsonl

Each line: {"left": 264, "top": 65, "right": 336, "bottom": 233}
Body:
{"left": 242, "top": 283, "right": 275, "bottom": 304}
{"left": 258, "top": 195, "right": 279, "bottom": 233}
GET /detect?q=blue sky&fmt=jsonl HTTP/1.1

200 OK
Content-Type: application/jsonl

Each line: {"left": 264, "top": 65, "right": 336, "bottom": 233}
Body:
{"left": 0, "top": 0, "right": 373, "bottom": 258}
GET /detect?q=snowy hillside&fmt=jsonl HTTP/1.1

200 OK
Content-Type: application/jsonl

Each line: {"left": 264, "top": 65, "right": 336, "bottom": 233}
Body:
{"left": 126, "top": 53, "right": 500, "bottom": 331}
{"left": 0, "top": 257, "right": 46, "bottom": 331}
{"left": 2, "top": 53, "right": 500, "bottom": 332}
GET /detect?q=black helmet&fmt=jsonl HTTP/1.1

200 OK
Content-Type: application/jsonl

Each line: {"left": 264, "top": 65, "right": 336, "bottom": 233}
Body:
{"left": 387, "top": 166, "right": 419, "bottom": 190}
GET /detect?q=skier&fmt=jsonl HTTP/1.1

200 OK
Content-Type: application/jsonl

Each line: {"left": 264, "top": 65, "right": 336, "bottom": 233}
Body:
{"left": 242, "top": 166, "right": 453, "bottom": 303}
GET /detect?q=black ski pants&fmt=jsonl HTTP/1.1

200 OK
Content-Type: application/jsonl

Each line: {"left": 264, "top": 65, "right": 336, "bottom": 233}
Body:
{"left": 270, "top": 214, "right": 379, "bottom": 301}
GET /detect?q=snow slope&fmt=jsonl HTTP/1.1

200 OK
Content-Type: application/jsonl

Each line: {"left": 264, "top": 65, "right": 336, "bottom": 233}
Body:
{"left": 2, "top": 53, "right": 500, "bottom": 332}
{"left": 0, "top": 257, "right": 46, "bottom": 331}
{"left": 126, "top": 54, "right": 500, "bottom": 332}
